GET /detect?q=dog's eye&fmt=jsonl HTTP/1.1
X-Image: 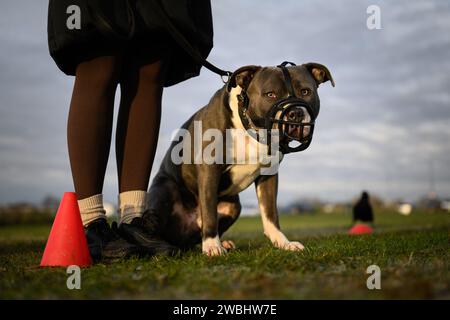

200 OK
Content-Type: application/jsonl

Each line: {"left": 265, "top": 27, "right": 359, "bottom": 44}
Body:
{"left": 266, "top": 92, "right": 277, "bottom": 99}
{"left": 301, "top": 88, "right": 310, "bottom": 96}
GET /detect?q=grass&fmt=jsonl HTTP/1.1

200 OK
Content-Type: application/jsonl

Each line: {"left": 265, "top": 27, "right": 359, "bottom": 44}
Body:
{"left": 0, "top": 211, "right": 449, "bottom": 299}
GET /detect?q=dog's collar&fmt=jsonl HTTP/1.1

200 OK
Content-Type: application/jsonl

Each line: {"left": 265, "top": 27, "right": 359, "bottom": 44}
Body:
{"left": 237, "top": 91, "right": 269, "bottom": 144}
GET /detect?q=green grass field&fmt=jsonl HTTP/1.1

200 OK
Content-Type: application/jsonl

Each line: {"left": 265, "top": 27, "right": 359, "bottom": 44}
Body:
{"left": 0, "top": 211, "right": 449, "bottom": 299}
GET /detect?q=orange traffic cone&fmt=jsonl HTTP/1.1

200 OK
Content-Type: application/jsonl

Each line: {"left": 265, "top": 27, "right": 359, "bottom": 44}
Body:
{"left": 348, "top": 223, "right": 373, "bottom": 235}
{"left": 40, "top": 192, "right": 92, "bottom": 267}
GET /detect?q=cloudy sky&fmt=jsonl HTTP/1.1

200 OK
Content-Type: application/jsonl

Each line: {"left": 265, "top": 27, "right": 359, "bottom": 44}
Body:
{"left": 1, "top": 0, "right": 449, "bottom": 207}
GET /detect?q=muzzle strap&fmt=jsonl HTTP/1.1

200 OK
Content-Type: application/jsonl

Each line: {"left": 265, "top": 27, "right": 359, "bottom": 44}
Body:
{"left": 277, "top": 61, "right": 297, "bottom": 97}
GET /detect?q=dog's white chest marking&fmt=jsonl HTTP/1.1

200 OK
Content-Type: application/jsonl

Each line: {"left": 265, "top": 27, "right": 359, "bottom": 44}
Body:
{"left": 226, "top": 163, "right": 262, "bottom": 195}
{"left": 221, "top": 87, "right": 283, "bottom": 196}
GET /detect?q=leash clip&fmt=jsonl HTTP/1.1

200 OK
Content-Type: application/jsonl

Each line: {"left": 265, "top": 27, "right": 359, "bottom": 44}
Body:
{"left": 221, "top": 71, "right": 232, "bottom": 84}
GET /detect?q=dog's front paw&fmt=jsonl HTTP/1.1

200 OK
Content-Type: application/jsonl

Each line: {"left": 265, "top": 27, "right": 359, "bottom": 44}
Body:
{"left": 221, "top": 240, "right": 236, "bottom": 250}
{"left": 280, "top": 241, "right": 305, "bottom": 251}
{"left": 202, "top": 237, "right": 227, "bottom": 256}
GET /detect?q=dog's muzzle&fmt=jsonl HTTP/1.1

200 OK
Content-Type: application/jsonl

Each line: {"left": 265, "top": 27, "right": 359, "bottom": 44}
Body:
{"left": 237, "top": 61, "right": 318, "bottom": 154}
{"left": 266, "top": 96, "right": 316, "bottom": 154}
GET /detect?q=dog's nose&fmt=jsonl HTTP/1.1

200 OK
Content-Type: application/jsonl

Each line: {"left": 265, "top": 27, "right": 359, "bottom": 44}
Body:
{"left": 288, "top": 109, "right": 305, "bottom": 122}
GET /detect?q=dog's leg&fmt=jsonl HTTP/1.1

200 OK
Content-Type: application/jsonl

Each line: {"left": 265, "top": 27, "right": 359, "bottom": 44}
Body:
{"left": 255, "top": 174, "right": 304, "bottom": 251}
{"left": 146, "top": 177, "right": 176, "bottom": 234}
{"left": 217, "top": 195, "right": 241, "bottom": 250}
{"left": 198, "top": 165, "right": 226, "bottom": 256}
{"left": 147, "top": 176, "right": 204, "bottom": 249}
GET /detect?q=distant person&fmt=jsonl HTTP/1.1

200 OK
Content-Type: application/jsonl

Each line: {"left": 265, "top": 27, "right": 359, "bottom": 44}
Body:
{"left": 352, "top": 191, "right": 374, "bottom": 224}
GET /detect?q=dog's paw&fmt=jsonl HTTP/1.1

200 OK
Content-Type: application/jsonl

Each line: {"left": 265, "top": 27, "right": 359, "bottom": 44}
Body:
{"left": 202, "top": 237, "right": 227, "bottom": 256}
{"left": 203, "top": 244, "right": 227, "bottom": 256}
{"left": 281, "top": 241, "right": 305, "bottom": 251}
{"left": 221, "top": 240, "right": 236, "bottom": 251}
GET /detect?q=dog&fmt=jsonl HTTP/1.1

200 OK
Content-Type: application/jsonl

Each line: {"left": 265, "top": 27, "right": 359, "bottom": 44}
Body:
{"left": 144, "top": 62, "right": 334, "bottom": 256}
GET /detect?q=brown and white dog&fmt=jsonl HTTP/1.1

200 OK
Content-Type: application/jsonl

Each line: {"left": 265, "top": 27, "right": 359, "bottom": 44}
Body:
{"left": 143, "top": 63, "right": 334, "bottom": 256}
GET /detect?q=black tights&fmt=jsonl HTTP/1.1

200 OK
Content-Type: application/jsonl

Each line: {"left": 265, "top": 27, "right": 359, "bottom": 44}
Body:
{"left": 68, "top": 55, "right": 164, "bottom": 200}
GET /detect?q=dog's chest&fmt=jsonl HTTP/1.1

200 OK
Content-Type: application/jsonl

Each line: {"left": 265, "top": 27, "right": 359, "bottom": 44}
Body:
{"left": 219, "top": 88, "right": 283, "bottom": 196}
{"left": 222, "top": 163, "right": 262, "bottom": 196}
{"left": 221, "top": 148, "right": 283, "bottom": 196}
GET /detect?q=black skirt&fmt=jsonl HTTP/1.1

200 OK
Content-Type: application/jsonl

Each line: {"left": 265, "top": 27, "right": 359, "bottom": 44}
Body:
{"left": 47, "top": 0, "right": 213, "bottom": 87}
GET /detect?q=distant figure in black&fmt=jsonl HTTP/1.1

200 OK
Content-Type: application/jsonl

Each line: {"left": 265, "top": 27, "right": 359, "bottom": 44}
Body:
{"left": 353, "top": 191, "right": 374, "bottom": 223}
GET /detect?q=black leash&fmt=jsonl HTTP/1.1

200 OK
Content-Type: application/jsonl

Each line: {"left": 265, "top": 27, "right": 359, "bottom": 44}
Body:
{"left": 150, "top": 1, "right": 232, "bottom": 83}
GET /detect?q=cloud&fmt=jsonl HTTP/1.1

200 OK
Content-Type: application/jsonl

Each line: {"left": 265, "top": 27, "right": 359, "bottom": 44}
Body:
{"left": 0, "top": 0, "right": 449, "bottom": 205}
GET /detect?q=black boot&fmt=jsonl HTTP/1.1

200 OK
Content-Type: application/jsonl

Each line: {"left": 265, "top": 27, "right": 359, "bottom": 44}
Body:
{"left": 85, "top": 218, "right": 141, "bottom": 262}
{"left": 118, "top": 211, "right": 178, "bottom": 256}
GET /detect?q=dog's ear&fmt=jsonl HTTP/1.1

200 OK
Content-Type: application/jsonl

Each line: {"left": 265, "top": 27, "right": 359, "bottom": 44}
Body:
{"left": 303, "top": 63, "right": 335, "bottom": 87}
{"left": 227, "top": 65, "right": 262, "bottom": 92}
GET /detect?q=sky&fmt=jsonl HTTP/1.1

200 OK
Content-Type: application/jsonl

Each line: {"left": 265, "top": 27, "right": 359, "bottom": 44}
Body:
{"left": 0, "top": 0, "right": 449, "bottom": 207}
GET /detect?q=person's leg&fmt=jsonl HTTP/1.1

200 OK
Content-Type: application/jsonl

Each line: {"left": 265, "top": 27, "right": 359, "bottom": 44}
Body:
{"left": 68, "top": 55, "right": 140, "bottom": 260}
{"left": 114, "top": 57, "right": 177, "bottom": 255}
{"left": 115, "top": 59, "right": 164, "bottom": 225}
{"left": 68, "top": 56, "right": 121, "bottom": 224}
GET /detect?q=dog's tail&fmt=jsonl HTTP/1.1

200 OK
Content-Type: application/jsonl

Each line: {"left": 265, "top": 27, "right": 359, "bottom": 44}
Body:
{"left": 137, "top": 236, "right": 179, "bottom": 257}
{"left": 112, "top": 218, "right": 180, "bottom": 257}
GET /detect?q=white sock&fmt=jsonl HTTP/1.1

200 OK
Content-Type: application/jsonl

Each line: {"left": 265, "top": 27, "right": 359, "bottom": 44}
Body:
{"left": 118, "top": 190, "right": 148, "bottom": 225}
{"left": 78, "top": 194, "right": 106, "bottom": 227}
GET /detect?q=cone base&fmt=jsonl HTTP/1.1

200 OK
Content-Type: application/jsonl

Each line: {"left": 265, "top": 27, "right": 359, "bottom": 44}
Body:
{"left": 348, "top": 223, "right": 373, "bottom": 235}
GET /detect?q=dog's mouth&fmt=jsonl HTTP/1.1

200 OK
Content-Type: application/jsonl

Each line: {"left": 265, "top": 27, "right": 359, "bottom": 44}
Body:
{"left": 245, "top": 102, "right": 316, "bottom": 153}
{"left": 286, "top": 123, "right": 310, "bottom": 140}
{"left": 280, "top": 107, "right": 312, "bottom": 142}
